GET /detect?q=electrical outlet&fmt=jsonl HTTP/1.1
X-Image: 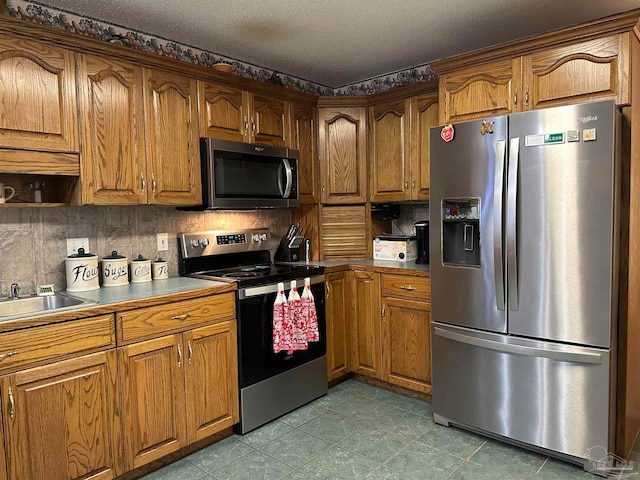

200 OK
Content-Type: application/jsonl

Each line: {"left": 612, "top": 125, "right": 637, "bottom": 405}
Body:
{"left": 66, "top": 237, "right": 89, "bottom": 256}
{"left": 157, "top": 233, "right": 169, "bottom": 252}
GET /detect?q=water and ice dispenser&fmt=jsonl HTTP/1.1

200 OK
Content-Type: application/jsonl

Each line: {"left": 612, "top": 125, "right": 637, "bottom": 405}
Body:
{"left": 441, "top": 198, "right": 480, "bottom": 267}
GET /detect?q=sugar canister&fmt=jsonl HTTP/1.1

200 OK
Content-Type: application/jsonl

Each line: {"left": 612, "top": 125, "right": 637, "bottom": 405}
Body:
{"left": 101, "top": 251, "right": 129, "bottom": 286}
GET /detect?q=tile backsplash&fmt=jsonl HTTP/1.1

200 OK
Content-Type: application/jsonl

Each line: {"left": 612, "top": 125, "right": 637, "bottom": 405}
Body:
{"left": 391, "top": 204, "right": 429, "bottom": 237}
{"left": 0, "top": 206, "right": 290, "bottom": 297}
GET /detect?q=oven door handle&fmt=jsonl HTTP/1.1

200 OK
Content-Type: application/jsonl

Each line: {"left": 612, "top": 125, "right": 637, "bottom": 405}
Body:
{"left": 238, "top": 275, "right": 325, "bottom": 299}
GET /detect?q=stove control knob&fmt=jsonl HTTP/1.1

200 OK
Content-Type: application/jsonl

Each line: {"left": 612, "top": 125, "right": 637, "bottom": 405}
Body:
{"left": 252, "top": 234, "right": 260, "bottom": 242}
{"left": 260, "top": 233, "right": 268, "bottom": 241}
{"left": 201, "top": 238, "right": 210, "bottom": 247}
{"left": 191, "top": 239, "right": 200, "bottom": 248}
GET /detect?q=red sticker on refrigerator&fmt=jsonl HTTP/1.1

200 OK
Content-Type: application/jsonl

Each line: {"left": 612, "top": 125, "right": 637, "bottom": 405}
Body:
{"left": 441, "top": 124, "right": 455, "bottom": 142}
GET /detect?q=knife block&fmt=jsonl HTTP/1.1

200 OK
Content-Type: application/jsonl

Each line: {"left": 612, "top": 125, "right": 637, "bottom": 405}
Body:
{"left": 275, "top": 235, "right": 304, "bottom": 262}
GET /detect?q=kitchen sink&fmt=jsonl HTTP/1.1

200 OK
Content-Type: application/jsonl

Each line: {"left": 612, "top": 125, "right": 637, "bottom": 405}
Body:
{"left": 0, "top": 292, "right": 97, "bottom": 320}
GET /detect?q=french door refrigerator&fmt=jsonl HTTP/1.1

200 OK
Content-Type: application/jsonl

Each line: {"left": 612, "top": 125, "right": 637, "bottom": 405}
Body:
{"left": 429, "top": 100, "right": 619, "bottom": 468}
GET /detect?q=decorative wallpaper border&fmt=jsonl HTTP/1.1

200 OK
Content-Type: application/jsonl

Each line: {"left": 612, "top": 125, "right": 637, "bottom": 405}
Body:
{"left": 5, "top": 0, "right": 437, "bottom": 96}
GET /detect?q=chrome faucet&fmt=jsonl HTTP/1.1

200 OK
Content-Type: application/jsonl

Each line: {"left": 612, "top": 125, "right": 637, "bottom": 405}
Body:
{"left": 9, "top": 283, "right": 19, "bottom": 300}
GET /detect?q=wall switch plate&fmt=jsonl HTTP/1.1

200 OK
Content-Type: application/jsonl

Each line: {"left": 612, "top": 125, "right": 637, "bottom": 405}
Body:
{"left": 66, "top": 238, "right": 89, "bottom": 256}
{"left": 157, "top": 233, "right": 169, "bottom": 252}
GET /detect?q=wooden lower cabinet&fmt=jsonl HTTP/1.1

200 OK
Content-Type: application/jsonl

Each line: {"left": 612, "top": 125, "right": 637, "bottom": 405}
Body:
{"left": 326, "top": 271, "right": 351, "bottom": 380}
{"left": 119, "top": 320, "right": 239, "bottom": 471}
{"left": 2, "top": 350, "right": 121, "bottom": 480}
{"left": 351, "top": 271, "right": 382, "bottom": 379}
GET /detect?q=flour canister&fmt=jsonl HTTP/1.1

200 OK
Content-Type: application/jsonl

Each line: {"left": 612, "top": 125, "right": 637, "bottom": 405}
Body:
{"left": 66, "top": 248, "right": 100, "bottom": 292}
{"left": 131, "top": 254, "right": 152, "bottom": 283}
{"left": 152, "top": 258, "right": 169, "bottom": 280}
{"left": 101, "top": 251, "right": 129, "bottom": 286}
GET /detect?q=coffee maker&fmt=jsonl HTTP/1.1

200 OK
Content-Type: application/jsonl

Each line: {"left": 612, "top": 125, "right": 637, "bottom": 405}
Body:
{"left": 414, "top": 220, "right": 429, "bottom": 264}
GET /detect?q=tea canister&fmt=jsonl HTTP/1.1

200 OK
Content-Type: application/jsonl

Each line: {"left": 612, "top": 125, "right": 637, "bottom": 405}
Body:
{"left": 101, "top": 251, "right": 129, "bottom": 287}
{"left": 152, "top": 258, "right": 169, "bottom": 280}
{"left": 131, "top": 254, "right": 152, "bottom": 283}
{"left": 66, "top": 248, "right": 100, "bottom": 292}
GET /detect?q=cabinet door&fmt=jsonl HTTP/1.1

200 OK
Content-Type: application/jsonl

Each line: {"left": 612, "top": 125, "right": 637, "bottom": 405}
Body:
{"left": 439, "top": 57, "right": 522, "bottom": 124}
{"left": 198, "top": 81, "right": 248, "bottom": 142}
{"left": 410, "top": 94, "right": 438, "bottom": 201}
{"left": 292, "top": 103, "right": 319, "bottom": 203}
{"left": 320, "top": 205, "right": 369, "bottom": 260}
{"left": 78, "top": 54, "right": 146, "bottom": 204}
{"left": 144, "top": 69, "right": 201, "bottom": 205}
{"left": 2, "top": 351, "right": 120, "bottom": 480}
{"left": 319, "top": 107, "right": 367, "bottom": 203}
{"left": 184, "top": 321, "right": 239, "bottom": 444}
{"left": 522, "top": 33, "right": 630, "bottom": 110}
{"left": 119, "top": 335, "right": 187, "bottom": 471}
{"left": 369, "top": 99, "right": 411, "bottom": 202}
{"left": 326, "top": 272, "right": 350, "bottom": 380}
{"left": 351, "top": 271, "right": 382, "bottom": 378}
{"left": 382, "top": 297, "right": 431, "bottom": 393}
{"left": 250, "top": 93, "right": 288, "bottom": 147}
{"left": 0, "top": 36, "right": 78, "bottom": 152}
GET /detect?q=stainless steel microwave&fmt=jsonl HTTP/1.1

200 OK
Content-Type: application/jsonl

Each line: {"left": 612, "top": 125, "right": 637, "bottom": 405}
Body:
{"left": 200, "top": 138, "right": 299, "bottom": 209}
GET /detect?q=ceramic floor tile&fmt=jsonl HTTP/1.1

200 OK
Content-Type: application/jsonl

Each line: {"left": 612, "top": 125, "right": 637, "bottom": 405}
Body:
{"left": 370, "top": 406, "right": 433, "bottom": 439}
{"left": 212, "top": 450, "right": 293, "bottom": 480}
{"left": 362, "top": 466, "right": 404, "bottom": 480}
{"left": 281, "top": 471, "right": 314, "bottom": 480}
{"left": 470, "top": 440, "right": 546, "bottom": 477}
{"left": 299, "top": 445, "right": 380, "bottom": 480}
{"left": 449, "top": 460, "right": 529, "bottom": 480}
{"left": 312, "top": 388, "right": 363, "bottom": 410}
{"left": 384, "top": 442, "right": 464, "bottom": 480}
{"left": 140, "top": 459, "right": 208, "bottom": 480}
{"left": 185, "top": 436, "right": 255, "bottom": 473}
{"left": 536, "top": 458, "right": 611, "bottom": 479}
{"left": 279, "top": 402, "right": 328, "bottom": 427}
{"left": 298, "top": 411, "right": 366, "bottom": 444}
{"left": 337, "top": 425, "right": 408, "bottom": 463}
{"left": 377, "top": 393, "right": 433, "bottom": 418}
{"left": 259, "top": 429, "right": 333, "bottom": 467}
{"left": 238, "top": 420, "right": 293, "bottom": 448}
{"left": 415, "top": 423, "right": 486, "bottom": 459}
{"left": 329, "top": 394, "right": 394, "bottom": 423}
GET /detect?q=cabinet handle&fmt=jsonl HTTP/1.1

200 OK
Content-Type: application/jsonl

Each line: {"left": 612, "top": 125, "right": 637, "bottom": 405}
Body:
{"left": 405, "top": 180, "right": 409, "bottom": 189}
{"left": 172, "top": 312, "right": 194, "bottom": 321}
{"left": 8, "top": 386, "right": 14, "bottom": 420}
{"left": 322, "top": 185, "right": 326, "bottom": 193}
{"left": 326, "top": 283, "right": 331, "bottom": 299}
{"left": 525, "top": 89, "right": 529, "bottom": 107}
{"left": 0, "top": 351, "right": 18, "bottom": 361}
{"left": 151, "top": 173, "right": 157, "bottom": 196}
{"left": 187, "top": 340, "right": 193, "bottom": 365}
{"left": 141, "top": 173, "right": 146, "bottom": 194}
{"left": 412, "top": 180, "right": 416, "bottom": 189}
{"left": 244, "top": 115, "right": 249, "bottom": 134}
{"left": 514, "top": 91, "right": 518, "bottom": 107}
{"left": 251, "top": 118, "right": 256, "bottom": 134}
{"left": 400, "top": 285, "right": 417, "bottom": 291}
{"left": 382, "top": 306, "right": 386, "bottom": 320}
{"left": 177, "top": 343, "right": 182, "bottom": 368}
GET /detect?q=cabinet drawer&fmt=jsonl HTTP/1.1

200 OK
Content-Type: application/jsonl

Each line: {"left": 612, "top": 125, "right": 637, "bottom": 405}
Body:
{"left": 118, "top": 293, "right": 236, "bottom": 342}
{"left": 381, "top": 274, "right": 430, "bottom": 302}
{"left": 0, "top": 314, "right": 114, "bottom": 372}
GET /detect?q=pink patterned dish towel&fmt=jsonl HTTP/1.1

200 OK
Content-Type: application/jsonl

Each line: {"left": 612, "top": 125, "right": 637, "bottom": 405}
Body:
{"left": 301, "top": 277, "right": 319, "bottom": 342}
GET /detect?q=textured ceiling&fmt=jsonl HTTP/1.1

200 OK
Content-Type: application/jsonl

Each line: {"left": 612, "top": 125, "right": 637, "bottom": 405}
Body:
{"left": 35, "top": 0, "right": 640, "bottom": 87}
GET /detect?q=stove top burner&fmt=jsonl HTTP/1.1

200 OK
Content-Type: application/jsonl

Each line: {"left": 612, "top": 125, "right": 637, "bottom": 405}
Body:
{"left": 223, "top": 271, "right": 263, "bottom": 278}
{"left": 191, "top": 262, "right": 325, "bottom": 288}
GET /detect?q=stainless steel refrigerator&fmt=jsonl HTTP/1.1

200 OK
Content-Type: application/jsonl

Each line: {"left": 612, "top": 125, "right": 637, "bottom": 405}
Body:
{"left": 429, "top": 100, "right": 619, "bottom": 468}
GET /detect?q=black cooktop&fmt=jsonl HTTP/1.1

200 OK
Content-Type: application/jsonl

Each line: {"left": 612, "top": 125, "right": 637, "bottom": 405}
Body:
{"left": 192, "top": 263, "right": 324, "bottom": 288}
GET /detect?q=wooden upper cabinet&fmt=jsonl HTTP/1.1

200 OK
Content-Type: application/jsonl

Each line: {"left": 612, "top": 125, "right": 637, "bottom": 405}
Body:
{"left": 251, "top": 93, "right": 288, "bottom": 147}
{"left": 119, "top": 335, "right": 187, "bottom": 471}
{"left": 184, "top": 321, "right": 239, "bottom": 444}
{"left": 369, "top": 99, "right": 411, "bottom": 202}
{"left": 0, "top": 36, "right": 78, "bottom": 153}
{"left": 144, "top": 69, "right": 201, "bottom": 205}
{"left": 351, "top": 271, "right": 382, "bottom": 379}
{"left": 78, "top": 54, "right": 146, "bottom": 204}
{"left": 198, "top": 81, "right": 247, "bottom": 142}
{"left": 320, "top": 205, "right": 369, "bottom": 260}
{"left": 319, "top": 107, "right": 367, "bottom": 203}
{"left": 439, "top": 57, "right": 522, "bottom": 124}
{"left": 411, "top": 93, "right": 438, "bottom": 201}
{"left": 522, "top": 33, "right": 630, "bottom": 110}
{"left": 326, "top": 271, "right": 350, "bottom": 380}
{"left": 3, "top": 351, "right": 121, "bottom": 480}
{"left": 292, "top": 103, "right": 319, "bottom": 203}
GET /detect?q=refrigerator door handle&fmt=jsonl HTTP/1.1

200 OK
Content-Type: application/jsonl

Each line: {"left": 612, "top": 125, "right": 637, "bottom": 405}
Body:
{"left": 493, "top": 140, "right": 506, "bottom": 310}
{"left": 507, "top": 137, "right": 520, "bottom": 311}
{"left": 433, "top": 327, "right": 603, "bottom": 365}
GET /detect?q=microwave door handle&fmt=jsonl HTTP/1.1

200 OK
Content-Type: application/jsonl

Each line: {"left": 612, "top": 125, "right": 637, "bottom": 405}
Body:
{"left": 277, "top": 162, "right": 285, "bottom": 197}
{"left": 282, "top": 158, "right": 293, "bottom": 198}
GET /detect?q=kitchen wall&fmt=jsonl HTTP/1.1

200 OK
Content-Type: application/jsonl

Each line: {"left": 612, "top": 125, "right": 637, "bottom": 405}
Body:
{"left": 0, "top": 206, "right": 291, "bottom": 297}
{"left": 391, "top": 204, "right": 429, "bottom": 237}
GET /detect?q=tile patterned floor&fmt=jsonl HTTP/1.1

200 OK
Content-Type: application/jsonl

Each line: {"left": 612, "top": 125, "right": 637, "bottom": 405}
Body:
{"left": 142, "top": 380, "right": 639, "bottom": 480}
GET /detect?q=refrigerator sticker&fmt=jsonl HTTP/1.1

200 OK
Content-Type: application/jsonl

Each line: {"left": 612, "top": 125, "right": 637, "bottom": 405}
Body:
{"left": 525, "top": 133, "right": 565, "bottom": 146}
{"left": 441, "top": 124, "right": 455, "bottom": 142}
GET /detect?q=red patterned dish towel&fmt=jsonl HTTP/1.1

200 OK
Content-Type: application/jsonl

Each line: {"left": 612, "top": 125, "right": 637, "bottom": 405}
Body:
{"left": 301, "top": 277, "right": 319, "bottom": 342}
{"left": 273, "top": 282, "right": 292, "bottom": 353}
{"left": 287, "top": 280, "right": 308, "bottom": 352}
